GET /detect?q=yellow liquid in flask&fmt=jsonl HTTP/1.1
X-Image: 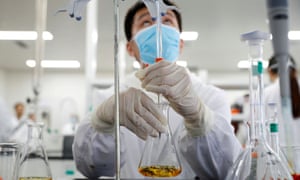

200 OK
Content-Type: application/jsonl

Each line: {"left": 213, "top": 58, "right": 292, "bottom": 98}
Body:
{"left": 19, "top": 177, "right": 52, "bottom": 180}
{"left": 138, "top": 165, "right": 182, "bottom": 177}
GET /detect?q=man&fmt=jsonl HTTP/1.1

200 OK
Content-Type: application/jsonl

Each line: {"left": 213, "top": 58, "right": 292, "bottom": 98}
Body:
{"left": 73, "top": 0, "right": 241, "bottom": 179}
{"left": 14, "top": 102, "right": 25, "bottom": 121}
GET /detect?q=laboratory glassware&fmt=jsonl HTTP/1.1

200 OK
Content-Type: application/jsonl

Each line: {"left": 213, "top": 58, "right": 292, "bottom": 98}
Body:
{"left": 18, "top": 122, "right": 52, "bottom": 180}
{"left": 281, "top": 146, "right": 300, "bottom": 179}
{"left": 0, "top": 143, "right": 20, "bottom": 180}
{"left": 265, "top": 102, "right": 280, "bottom": 153}
{"left": 138, "top": 102, "right": 182, "bottom": 177}
{"left": 265, "top": 102, "right": 295, "bottom": 176}
{"left": 225, "top": 30, "right": 292, "bottom": 180}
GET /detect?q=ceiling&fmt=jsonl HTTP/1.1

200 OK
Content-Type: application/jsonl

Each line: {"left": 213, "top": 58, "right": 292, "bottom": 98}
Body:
{"left": 1, "top": 0, "right": 300, "bottom": 74}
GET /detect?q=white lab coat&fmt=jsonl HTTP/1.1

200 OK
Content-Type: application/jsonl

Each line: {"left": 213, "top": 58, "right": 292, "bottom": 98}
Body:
{"left": 264, "top": 78, "right": 300, "bottom": 146}
{"left": 0, "top": 98, "right": 18, "bottom": 142}
{"left": 73, "top": 72, "right": 242, "bottom": 179}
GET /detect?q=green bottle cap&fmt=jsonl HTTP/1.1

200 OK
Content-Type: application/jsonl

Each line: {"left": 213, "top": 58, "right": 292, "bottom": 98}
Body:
{"left": 65, "top": 169, "right": 75, "bottom": 175}
{"left": 252, "top": 61, "right": 264, "bottom": 75}
{"left": 257, "top": 61, "right": 263, "bottom": 74}
{"left": 270, "top": 123, "right": 278, "bottom": 133}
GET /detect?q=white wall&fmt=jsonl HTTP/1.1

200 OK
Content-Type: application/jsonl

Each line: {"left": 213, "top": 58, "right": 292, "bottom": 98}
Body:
{"left": 0, "top": 69, "right": 6, "bottom": 98}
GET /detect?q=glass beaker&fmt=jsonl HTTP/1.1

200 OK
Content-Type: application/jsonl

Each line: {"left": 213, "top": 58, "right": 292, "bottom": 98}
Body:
{"left": 138, "top": 103, "right": 182, "bottom": 178}
{"left": 0, "top": 143, "right": 20, "bottom": 180}
{"left": 18, "top": 122, "right": 52, "bottom": 180}
{"left": 225, "top": 30, "right": 292, "bottom": 180}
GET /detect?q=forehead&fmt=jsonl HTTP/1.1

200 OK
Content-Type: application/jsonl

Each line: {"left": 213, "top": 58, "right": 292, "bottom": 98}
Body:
{"left": 133, "top": 7, "right": 177, "bottom": 23}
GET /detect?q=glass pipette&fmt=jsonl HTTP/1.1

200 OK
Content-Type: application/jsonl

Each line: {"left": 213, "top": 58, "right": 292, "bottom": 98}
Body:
{"left": 138, "top": 1, "right": 182, "bottom": 177}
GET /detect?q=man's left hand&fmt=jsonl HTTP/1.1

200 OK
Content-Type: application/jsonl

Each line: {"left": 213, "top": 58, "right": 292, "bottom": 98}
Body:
{"left": 136, "top": 61, "right": 201, "bottom": 123}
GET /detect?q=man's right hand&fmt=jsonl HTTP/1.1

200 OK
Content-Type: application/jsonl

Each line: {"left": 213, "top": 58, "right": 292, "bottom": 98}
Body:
{"left": 91, "top": 87, "right": 167, "bottom": 140}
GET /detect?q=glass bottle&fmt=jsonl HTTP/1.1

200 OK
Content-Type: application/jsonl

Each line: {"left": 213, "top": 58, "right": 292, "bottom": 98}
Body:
{"left": 138, "top": 103, "right": 182, "bottom": 178}
{"left": 18, "top": 122, "right": 52, "bottom": 180}
{"left": 265, "top": 102, "right": 280, "bottom": 153}
{"left": 225, "top": 30, "right": 292, "bottom": 180}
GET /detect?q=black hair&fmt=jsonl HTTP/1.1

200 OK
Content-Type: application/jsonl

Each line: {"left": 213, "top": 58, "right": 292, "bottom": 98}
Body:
{"left": 268, "top": 55, "right": 300, "bottom": 118}
{"left": 124, "top": 0, "right": 182, "bottom": 41}
{"left": 268, "top": 55, "right": 296, "bottom": 74}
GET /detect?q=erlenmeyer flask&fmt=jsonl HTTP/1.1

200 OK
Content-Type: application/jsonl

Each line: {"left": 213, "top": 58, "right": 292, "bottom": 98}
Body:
{"left": 138, "top": 103, "right": 182, "bottom": 178}
{"left": 225, "top": 30, "right": 292, "bottom": 180}
{"left": 265, "top": 102, "right": 295, "bottom": 176}
{"left": 18, "top": 122, "right": 52, "bottom": 180}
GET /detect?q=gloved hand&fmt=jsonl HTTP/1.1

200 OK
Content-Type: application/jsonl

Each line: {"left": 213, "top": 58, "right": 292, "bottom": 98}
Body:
{"left": 91, "top": 87, "right": 167, "bottom": 140}
{"left": 136, "top": 61, "right": 214, "bottom": 136}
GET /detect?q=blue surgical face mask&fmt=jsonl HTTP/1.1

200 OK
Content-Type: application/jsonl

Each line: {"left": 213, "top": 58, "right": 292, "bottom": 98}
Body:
{"left": 134, "top": 24, "right": 180, "bottom": 65}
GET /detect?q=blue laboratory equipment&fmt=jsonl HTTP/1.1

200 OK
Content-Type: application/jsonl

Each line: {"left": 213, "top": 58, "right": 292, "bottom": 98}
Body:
{"left": 225, "top": 30, "right": 292, "bottom": 180}
{"left": 56, "top": 0, "right": 91, "bottom": 21}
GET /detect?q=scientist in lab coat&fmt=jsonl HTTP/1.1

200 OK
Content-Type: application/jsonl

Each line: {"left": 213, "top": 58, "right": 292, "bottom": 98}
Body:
{"left": 0, "top": 98, "right": 16, "bottom": 142}
{"left": 73, "top": 0, "right": 242, "bottom": 179}
{"left": 264, "top": 55, "right": 300, "bottom": 145}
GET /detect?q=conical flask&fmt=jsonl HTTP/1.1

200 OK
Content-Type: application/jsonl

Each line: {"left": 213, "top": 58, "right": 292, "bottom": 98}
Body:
{"left": 265, "top": 102, "right": 295, "bottom": 175}
{"left": 138, "top": 103, "right": 182, "bottom": 178}
{"left": 18, "top": 122, "right": 52, "bottom": 180}
{"left": 225, "top": 30, "right": 292, "bottom": 180}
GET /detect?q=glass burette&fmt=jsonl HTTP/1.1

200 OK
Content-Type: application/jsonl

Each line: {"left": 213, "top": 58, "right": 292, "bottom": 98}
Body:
{"left": 138, "top": 0, "right": 182, "bottom": 178}
{"left": 225, "top": 30, "right": 292, "bottom": 180}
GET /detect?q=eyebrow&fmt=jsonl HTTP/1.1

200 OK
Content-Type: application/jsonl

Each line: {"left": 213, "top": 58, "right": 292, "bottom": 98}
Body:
{"left": 136, "top": 10, "right": 175, "bottom": 22}
{"left": 165, "top": 11, "right": 175, "bottom": 18}
{"left": 136, "top": 12, "right": 151, "bottom": 21}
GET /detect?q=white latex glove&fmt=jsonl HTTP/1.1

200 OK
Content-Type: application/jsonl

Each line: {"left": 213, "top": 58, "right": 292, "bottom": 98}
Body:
{"left": 136, "top": 61, "right": 214, "bottom": 136}
{"left": 91, "top": 87, "right": 167, "bottom": 140}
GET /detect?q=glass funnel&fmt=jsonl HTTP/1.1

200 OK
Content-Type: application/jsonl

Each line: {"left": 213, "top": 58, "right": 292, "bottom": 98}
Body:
{"left": 138, "top": 103, "right": 182, "bottom": 178}
{"left": 225, "top": 30, "right": 292, "bottom": 180}
{"left": 18, "top": 122, "right": 52, "bottom": 180}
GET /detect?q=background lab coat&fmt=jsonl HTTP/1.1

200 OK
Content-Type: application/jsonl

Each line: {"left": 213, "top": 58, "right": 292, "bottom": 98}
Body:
{"left": 0, "top": 98, "right": 17, "bottom": 142}
{"left": 73, "top": 72, "right": 242, "bottom": 179}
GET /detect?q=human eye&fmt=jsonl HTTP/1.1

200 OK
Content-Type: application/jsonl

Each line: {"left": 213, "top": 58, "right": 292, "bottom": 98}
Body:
{"left": 162, "top": 16, "right": 176, "bottom": 26}
{"left": 141, "top": 20, "right": 152, "bottom": 27}
{"left": 162, "top": 18, "right": 172, "bottom": 25}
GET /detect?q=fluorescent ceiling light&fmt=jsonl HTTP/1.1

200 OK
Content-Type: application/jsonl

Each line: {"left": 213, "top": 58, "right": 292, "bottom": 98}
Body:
{"left": 26, "top": 60, "right": 80, "bottom": 68}
{"left": 0, "top": 31, "right": 53, "bottom": 40}
{"left": 269, "top": 31, "right": 300, "bottom": 40}
{"left": 288, "top": 31, "right": 300, "bottom": 40}
{"left": 180, "top": 31, "right": 198, "bottom": 41}
{"left": 237, "top": 60, "right": 268, "bottom": 69}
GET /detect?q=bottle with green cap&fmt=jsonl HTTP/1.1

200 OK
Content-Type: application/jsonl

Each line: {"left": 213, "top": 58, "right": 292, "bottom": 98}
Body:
{"left": 266, "top": 102, "right": 280, "bottom": 153}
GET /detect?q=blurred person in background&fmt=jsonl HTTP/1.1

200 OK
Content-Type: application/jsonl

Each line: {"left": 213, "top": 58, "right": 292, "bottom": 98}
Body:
{"left": 14, "top": 102, "right": 26, "bottom": 121}
{"left": 264, "top": 55, "right": 300, "bottom": 145}
{"left": 0, "top": 98, "right": 16, "bottom": 142}
{"left": 10, "top": 102, "right": 37, "bottom": 144}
